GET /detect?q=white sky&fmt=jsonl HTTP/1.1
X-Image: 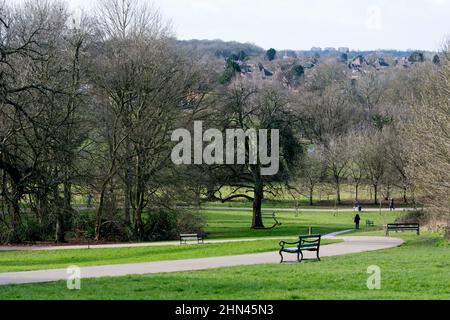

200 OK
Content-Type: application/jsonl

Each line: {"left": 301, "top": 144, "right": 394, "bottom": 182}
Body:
{"left": 11, "top": 0, "right": 450, "bottom": 51}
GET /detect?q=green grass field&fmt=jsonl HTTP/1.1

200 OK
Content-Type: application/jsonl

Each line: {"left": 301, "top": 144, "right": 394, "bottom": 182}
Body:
{"left": 0, "top": 210, "right": 400, "bottom": 274}
{"left": 2, "top": 209, "right": 441, "bottom": 301}
{"left": 203, "top": 209, "right": 401, "bottom": 239}
{"left": 1, "top": 232, "right": 448, "bottom": 300}
{"left": 2, "top": 208, "right": 387, "bottom": 273}
{"left": 203, "top": 184, "right": 412, "bottom": 208}
{"left": 0, "top": 238, "right": 339, "bottom": 273}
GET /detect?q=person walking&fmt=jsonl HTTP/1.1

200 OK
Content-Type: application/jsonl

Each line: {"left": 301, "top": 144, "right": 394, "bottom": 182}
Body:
{"left": 389, "top": 198, "right": 395, "bottom": 211}
{"left": 354, "top": 214, "right": 361, "bottom": 230}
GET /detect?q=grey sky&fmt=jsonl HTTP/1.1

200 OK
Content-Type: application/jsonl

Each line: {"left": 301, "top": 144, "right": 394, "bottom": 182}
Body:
{"left": 12, "top": 0, "right": 450, "bottom": 51}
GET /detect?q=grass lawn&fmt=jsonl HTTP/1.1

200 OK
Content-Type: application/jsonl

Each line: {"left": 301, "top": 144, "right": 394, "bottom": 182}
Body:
{"left": 0, "top": 238, "right": 339, "bottom": 273}
{"left": 203, "top": 209, "right": 401, "bottom": 239}
{"left": 0, "top": 210, "right": 399, "bottom": 273}
{"left": 202, "top": 184, "right": 414, "bottom": 209}
{"left": 1, "top": 232, "right": 448, "bottom": 300}
{"left": 202, "top": 200, "right": 413, "bottom": 210}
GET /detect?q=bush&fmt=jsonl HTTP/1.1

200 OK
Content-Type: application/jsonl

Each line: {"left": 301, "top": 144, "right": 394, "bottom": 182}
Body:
{"left": 143, "top": 210, "right": 205, "bottom": 241}
{"left": 71, "top": 211, "right": 96, "bottom": 239}
{"left": 99, "top": 220, "right": 134, "bottom": 242}
{"left": 6, "top": 215, "right": 55, "bottom": 243}
{"left": 395, "top": 210, "right": 425, "bottom": 224}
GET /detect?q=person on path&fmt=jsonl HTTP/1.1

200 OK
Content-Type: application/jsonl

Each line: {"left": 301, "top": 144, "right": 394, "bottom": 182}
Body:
{"left": 356, "top": 201, "right": 362, "bottom": 213}
{"left": 354, "top": 214, "right": 361, "bottom": 230}
{"left": 389, "top": 198, "right": 395, "bottom": 211}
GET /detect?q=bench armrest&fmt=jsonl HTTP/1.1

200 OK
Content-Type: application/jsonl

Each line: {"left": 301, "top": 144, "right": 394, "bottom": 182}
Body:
{"left": 279, "top": 241, "right": 300, "bottom": 249}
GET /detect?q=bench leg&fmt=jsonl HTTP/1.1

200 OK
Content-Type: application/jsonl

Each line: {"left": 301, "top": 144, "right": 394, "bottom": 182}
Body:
{"left": 298, "top": 251, "right": 304, "bottom": 263}
{"left": 279, "top": 251, "right": 284, "bottom": 264}
{"left": 316, "top": 250, "right": 321, "bottom": 262}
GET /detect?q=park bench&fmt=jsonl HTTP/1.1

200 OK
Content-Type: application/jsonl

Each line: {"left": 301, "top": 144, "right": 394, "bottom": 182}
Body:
{"left": 366, "top": 220, "right": 375, "bottom": 227}
{"left": 279, "top": 234, "right": 321, "bottom": 263}
{"left": 179, "top": 233, "right": 204, "bottom": 245}
{"left": 385, "top": 223, "right": 420, "bottom": 236}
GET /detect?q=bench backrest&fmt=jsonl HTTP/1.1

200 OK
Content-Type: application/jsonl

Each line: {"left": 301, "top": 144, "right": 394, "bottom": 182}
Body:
{"left": 180, "top": 234, "right": 200, "bottom": 238}
{"left": 387, "top": 223, "right": 419, "bottom": 228}
{"left": 298, "top": 234, "right": 321, "bottom": 248}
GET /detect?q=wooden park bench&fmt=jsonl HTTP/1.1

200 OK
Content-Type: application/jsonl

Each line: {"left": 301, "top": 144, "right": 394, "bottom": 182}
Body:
{"left": 179, "top": 233, "right": 204, "bottom": 245}
{"left": 279, "top": 234, "right": 321, "bottom": 263}
{"left": 385, "top": 223, "right": 420, "bottom": 236}
{"left": 366, "top": 220, "right": 375, "bottom": 227}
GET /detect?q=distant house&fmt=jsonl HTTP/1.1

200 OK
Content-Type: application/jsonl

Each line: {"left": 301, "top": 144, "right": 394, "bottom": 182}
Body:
{"left": 371, "top": 57, "right": 390, "bottom": 70}
{"left": 338, "top": 47, "right": 350, "bottom": 53}
{"left": 311, "top": 47, "right": 322, "bottom": 52}
{"left": 238, "top": 61, "right": 252, "bottom": 73}
{"left": 349, "top": 55, "right": 366, "bottom": 70}
{"left": 397, "top": 57, "right": 412, "bottom": 68}
{"left": 263, "top": 68, "right": 273, "bottom": 78}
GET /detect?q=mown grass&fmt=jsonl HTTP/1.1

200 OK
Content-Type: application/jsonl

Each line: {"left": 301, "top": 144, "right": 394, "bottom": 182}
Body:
{"left": 205, "top": 184, "right": 413, "bottom": 208}
{"left": 203, "top": 210, "right": 401, "bottom": 239}
{"left": 0, "top": 238, "right": 339, "bottom": 273}
{"left": 0, "top": 210, "right": 398, "bottom": 273}
{"left": 1, "top": 233, "right": 448, "bottom": 300}
{"left": 202, "top": 200, "right": 412, "bottom": 209}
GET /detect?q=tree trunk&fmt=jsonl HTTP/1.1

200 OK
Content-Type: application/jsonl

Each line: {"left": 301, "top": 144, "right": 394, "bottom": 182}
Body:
{"left": 335, "top": 178, "right": 341, "bottom": 205}
{"left": 95, "top": 187, "right": 107, "bottom": 241}
{"left": 63, "top": 180, "right": 72, "bottom": 220}
{"left": 54, "top": 187, "right": 66, "bottom": 243}
{"left": 252, "top": 169, "right": 264, "bottom": 229}
{"left": 403, "top": 187, "right": 408, "bottom": 204}
{"left": 124, "top": 191, "right": 131, "bottom": 225}
{"left": 11, "top": 195, "right": 21, "bottom": 242}
{"left": 309, "top": 186, "right": 314, "bottom": 206}
{"left": 373, "top": 184, "right": 378, "bottom": 205}
{"left": 206, "top": 182, "right": 217, "bottom": 201}
{"left": 134, "top": 206, "right": 144, "bottom": 241}
{"left": 124, "top": 170, "right": 131, "bottom": 225}
{"left": 133, "top": 178, "right": 145, "bottom": 241}
{"left": 355, "top": 184, "right": 359, "bottom": 202}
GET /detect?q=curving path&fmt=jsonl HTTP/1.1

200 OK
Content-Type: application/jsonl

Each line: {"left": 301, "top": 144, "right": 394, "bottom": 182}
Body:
{"left": 0, "top": 230, "right": 403, "bottom": 286}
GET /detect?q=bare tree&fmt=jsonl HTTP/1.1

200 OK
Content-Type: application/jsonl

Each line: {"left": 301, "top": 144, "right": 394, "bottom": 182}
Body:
{"left": 407, "top": 45, "right": 450, "bottom": 233}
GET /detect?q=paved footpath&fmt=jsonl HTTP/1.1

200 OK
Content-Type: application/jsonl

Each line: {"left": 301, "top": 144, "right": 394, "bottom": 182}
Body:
{"left": 0, "top": 231, "right": 403, "bottom": 285}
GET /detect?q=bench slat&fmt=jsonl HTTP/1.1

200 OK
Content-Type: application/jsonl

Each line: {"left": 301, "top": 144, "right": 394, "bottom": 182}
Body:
{"left": 385, "top": 224, "right": 420, "bottom": 236}
{"left": 179, "top": 233, "right": 204, "bottom": 245}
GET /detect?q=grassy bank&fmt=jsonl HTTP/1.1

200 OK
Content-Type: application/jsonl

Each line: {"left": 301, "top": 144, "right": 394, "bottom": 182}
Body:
{"left": 0, "top": 233, "right": 448, "bottom": 300}
{"left": 0, "top": 238, "right": 340, "bottom": 273}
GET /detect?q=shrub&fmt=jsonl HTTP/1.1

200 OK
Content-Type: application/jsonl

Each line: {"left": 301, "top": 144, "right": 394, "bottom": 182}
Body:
{"left": 395, "top": 210, "right": 425, "bottom": 224}
{"left": 8, "top": 215, "right": 55, "bottom": 243}
{"left": 143, "top": 210, "right": 205, "bottom": 241}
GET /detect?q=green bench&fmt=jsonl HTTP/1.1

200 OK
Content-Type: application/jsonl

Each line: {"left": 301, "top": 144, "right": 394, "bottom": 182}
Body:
{"left": 279, "top": 234, "right": 321, "bottom": 263}
{"left": 385, "top": 223, "right": 420, "bottom": 236}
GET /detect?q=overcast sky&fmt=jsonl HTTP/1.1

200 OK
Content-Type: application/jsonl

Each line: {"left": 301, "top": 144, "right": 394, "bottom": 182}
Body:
{"left": 11, "top": 0, "right": 450, "bottom": 51}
